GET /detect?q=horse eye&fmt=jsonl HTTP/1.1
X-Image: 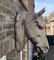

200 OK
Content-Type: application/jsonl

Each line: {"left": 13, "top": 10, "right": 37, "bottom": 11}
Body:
{"left": 34, "top": 21, "right": 44, "bottom": 29}
{"left": 38, "top": 25, "right": 44, "bottom": 29}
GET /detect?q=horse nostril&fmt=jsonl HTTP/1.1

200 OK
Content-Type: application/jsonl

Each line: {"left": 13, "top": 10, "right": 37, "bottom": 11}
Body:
{"left": 46, "top": 46, "right": 49, "bottom": 49}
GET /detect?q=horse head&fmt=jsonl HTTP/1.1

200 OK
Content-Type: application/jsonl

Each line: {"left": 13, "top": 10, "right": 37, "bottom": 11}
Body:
{"left": 25, "top": 8, "right": 49, "bottom": 54}
{"left": 15, "top": 8, "right": 49, "bottom": 54}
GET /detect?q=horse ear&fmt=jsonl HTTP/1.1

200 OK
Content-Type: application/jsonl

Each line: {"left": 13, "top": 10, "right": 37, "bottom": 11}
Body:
{"left": 33, "top": 7, "right": 45, "bottom": 19}
{"left": 37, "top": 7, "right": 45, "bottom": 16}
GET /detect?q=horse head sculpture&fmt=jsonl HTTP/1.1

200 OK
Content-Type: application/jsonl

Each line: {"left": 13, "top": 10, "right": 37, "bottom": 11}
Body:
{"left": 14, "top": 8, "right": 49, "bottom": 54}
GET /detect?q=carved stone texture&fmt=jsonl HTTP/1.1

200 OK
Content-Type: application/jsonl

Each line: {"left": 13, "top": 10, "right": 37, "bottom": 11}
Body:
{"left": 0, "top": 14, "right": 15, "bottom": 59}
{"left": 3, "top": 24, "right": 14, "bottom": 29}
{"left": 25, "top": 12, "right": 49, "bottom": 54}
{"left": 6, "top": 30, "right": 14, "bottom": 37}
{"left": 0, "top": 5, "right": 3, "bottom": 13}
{"left": 0, "top": 15, "right": 5, "bottom": 22}
{"left": 15, "top": 12, "right": 27, "bottom": 51}
{"left": 0, "top": 0, "right": 18, "bottom": 16}
{"left": 0, "top": 38, "right": 15, "bottom": 58}
{"left": 0, "top": 25, "right": 2, "bottom": 31}
{"left": 0, "top": 0, "right": 19, "bottom": 59}
{"left": 6, "top": 50, "right": 20, "bottom": 60}
{"left": 0, "top": 32, "right": 5, "bottom": 40}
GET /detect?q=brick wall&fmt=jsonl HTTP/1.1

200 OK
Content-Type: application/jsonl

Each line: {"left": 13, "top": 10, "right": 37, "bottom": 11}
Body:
{"left": 0, "top": 0, "right": 18, "bottom": 58}
{"left": 0, "top": 0, "right": 34, "bottom": 60}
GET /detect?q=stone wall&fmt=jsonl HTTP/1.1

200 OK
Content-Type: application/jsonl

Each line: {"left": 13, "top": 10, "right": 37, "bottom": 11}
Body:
{"left": 0, "top": 0, "right": 18, "bottom": 58}
{"left": 0, "top": 0, "right": 28, "bottom": 60}
{"left": 0, "top": 0, "right": 34, "bottom": 60}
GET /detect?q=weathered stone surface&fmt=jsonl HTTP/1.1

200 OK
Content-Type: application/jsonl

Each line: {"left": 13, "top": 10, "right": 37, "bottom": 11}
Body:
{"left": 0, "top": 25, "right": 2, "bottom": 31}
{"left": 4, "top": 24, "right": 14, "bottom": 29}
{"left": 2, "top": 42, "right": 6, "bottom": 56}
{"left": 5, "top": 41, "right": 9, "bottom": 54}
{"left": 0, "top": 38, "right": 15, "bottom": 58}
{"left": 6, "top": 30, "right": 14, "bottom": 37}
{"left": 11, "top": 38, "right": 15, "bottom": 50}
{"left": 3, "top": 7, "right": 11, "bottom": 15}
{"left": 0, "top": 15, "right": 5, "bottom": 22}
{"left": 0, "top": 5, "right": 3, "bottom": 13}
{"left": 9, "top": 0, "right": 13, "bottom": 3}
{"left": 0, "top": 43, "right": 1, "bottom": 58}
{"left": 0, "top": 0, "right": 18, "bottom": 16}
{"left": 6, "top": 50, "right": 20, "bottom": 60}
{"left": 0, "top": 42, "right": 3, "bottom": 58}
{"left": 0, "top": 32, "right": 5, "bottom": 40}
{"left": 0, "top": 0, "right": 9, "bottom": 7}
{"left": 4, "top": 15, "right": 14, "bottom": 23}
{"left": 0, "top": 0, "right": 28, "bottom": 59}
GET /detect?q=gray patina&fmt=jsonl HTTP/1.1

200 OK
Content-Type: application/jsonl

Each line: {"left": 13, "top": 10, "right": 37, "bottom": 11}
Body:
{"left": 14, "top": 8, "right": 49, "bottom": 54}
